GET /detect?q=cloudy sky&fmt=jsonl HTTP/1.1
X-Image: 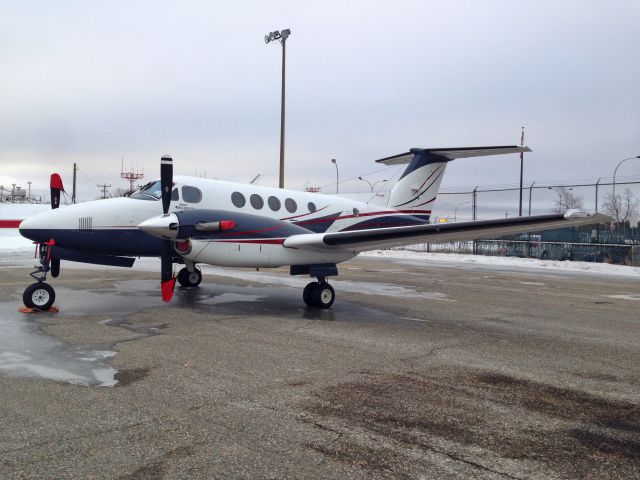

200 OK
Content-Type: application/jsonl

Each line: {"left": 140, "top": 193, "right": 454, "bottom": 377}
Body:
{"left": 1, "top": 0, "right": 638, "bottom": 205}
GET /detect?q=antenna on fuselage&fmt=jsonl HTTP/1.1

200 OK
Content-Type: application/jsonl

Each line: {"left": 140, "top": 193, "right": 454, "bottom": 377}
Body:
{"left": 250, "top": 174, "right": 262, "bottom": 185}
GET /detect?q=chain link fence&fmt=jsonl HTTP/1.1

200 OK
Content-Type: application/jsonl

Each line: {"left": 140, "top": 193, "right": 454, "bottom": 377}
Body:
{"left": 396, "top": 179, "right": 640, "bottom": 266}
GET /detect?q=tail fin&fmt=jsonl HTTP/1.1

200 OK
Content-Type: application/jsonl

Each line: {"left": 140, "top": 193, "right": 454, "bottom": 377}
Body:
{"left": 376, "top": 145, "right": 530, "bottom": 214}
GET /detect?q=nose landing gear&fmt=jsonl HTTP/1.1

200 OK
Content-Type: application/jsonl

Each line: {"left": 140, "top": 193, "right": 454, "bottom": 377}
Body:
{"left": 303, "top": 278, "right": 335, "bottom": 309}
{"left": 23, "top": 241, "right": 57, "bottom": 310}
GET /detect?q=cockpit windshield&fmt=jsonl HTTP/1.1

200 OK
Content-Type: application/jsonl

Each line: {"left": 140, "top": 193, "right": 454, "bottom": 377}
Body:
{"left": 130, "top": 181, "right": 162, "bottom": 201}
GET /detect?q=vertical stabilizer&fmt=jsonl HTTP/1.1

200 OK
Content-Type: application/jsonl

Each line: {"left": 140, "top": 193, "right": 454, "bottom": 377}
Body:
{"left": 375, "top": 145, "right": 531, "bottom": 216}
{"left": 386, "top": 149, "right": 450, "bottom": 213}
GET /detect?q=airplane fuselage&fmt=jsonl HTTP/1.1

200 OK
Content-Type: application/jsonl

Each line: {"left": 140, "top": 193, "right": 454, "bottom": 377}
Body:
{"left": 19, "top": 176, "right": 431, "bottom": 268}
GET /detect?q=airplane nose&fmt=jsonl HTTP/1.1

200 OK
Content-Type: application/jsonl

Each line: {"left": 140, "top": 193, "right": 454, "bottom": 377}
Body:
{"left": 18, "top": 214, "right": 48, "bottom": 242}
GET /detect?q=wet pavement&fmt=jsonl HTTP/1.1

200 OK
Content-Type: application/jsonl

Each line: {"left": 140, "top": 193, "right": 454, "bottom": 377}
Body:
{"left": 0, "top": 253, "right": 638, "bottom": 479}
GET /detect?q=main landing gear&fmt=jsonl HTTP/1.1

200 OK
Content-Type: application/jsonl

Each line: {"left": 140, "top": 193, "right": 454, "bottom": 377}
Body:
{"left": 23, "top": 242, "right": 56, "bottom": 310}
{"left": 177, "top": 266, "right": 202, "bottom": 288}
{"left": 303, "top": 278, "right": 335, "bottom": 309}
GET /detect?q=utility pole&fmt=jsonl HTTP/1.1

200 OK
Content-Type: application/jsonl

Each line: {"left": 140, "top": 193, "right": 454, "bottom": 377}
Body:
{"left": 595, "top": 178, "right": 601, "bottom": 212}
{"left": 27, "top": 181, "right": 32, "bottom": 203}
{"left": 11, "top": 183, "right": 16, "bottom": 203}
{"left": 472, "top": 187, "right": 478, "bottom": 220}
{"left": 72, "top": 163, "right": 77, "bottom": 204}
{"left": 97, "top": 183, "right": 111, "bottom": 199}
{"left": 265, "top": 28, "right": 292, "bottom": 188}
{"left": 528, "top": 181, "right": 535, "bottom": 216}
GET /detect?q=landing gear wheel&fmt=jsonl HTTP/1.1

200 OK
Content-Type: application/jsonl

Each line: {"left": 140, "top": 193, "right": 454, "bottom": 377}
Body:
{"left": 177, "top": 267, "right": 202, "bottom": 288}
{"left": 23, "top": 282, "right": 56, "bottom": 310}
{"left": 303, "top": 282, "right": 315, "bottom": 307}
{"left": 304, "top": 282, "right": 335, "bottom": 309}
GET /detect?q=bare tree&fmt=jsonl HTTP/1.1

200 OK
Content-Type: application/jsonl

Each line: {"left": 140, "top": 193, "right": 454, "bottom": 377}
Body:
{"left": 552, "top": 187, "right": 584, "bottom": 213}
{"left": 602, "top": 188, "right": 640, "bottom": 223}
{"left": 108, "top": 187, "right": 132, "bottom": 198}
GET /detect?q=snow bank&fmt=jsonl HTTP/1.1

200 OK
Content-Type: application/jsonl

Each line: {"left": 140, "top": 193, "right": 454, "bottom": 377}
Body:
{"left": 0, "top": 230, "right": 33, "bottom": 252}
{"left": 361, "top": 250, "right": 640, "bottom": 278}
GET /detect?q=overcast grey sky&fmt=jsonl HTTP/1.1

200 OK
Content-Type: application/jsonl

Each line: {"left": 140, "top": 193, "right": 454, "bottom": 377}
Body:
{"left": 1, "top": 0, "right": 638, "bottom": 202}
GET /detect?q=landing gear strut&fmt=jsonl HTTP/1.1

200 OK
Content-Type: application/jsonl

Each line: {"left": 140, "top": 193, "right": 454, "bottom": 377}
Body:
{"left": 23, "top": 241, "right": 56, "bottom": 310}
{"left": 303, "top": 277, "right": 335, "bottom": 309}
{"left": 177, "top": 266, "right": 202, "bottom": 288}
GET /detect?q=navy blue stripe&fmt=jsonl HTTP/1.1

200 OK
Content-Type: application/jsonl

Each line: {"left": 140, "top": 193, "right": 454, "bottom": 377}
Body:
{"left": 340, "top": 215, "right": 429, "bottom": 231}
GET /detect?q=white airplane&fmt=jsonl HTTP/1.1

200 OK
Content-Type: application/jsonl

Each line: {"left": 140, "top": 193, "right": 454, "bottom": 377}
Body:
{"left": 18, "top": 145, "right": 609, "bottom": 310}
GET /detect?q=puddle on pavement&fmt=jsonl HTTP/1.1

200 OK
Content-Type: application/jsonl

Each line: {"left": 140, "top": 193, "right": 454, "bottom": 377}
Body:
{"left": 0, "top": 269, "right": 435, "bottom": 387}
{"left": 0, "top": 302, "right": 118, "bottom": 387}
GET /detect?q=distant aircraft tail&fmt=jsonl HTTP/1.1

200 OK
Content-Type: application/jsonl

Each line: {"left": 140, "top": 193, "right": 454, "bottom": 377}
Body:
{"left": 376, "top": 146, "right": 531, "bottom": 216}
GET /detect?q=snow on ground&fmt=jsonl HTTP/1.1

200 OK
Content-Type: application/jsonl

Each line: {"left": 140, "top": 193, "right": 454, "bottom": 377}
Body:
{"left": 361, "top": 250, "right": 640, "bottom": 278}
{"left": 0, "top": 230, "right": 33, "bottom": 251}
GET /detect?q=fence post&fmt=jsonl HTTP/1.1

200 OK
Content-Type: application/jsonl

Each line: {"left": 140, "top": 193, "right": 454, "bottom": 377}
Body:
{"left": 528, "top": 181, "right": 535, "bottom": 216}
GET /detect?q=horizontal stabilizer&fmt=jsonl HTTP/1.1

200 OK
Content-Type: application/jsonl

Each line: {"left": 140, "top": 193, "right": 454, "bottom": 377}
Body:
{"left": 376, "top": 145, "right": 531, "bottom": 165}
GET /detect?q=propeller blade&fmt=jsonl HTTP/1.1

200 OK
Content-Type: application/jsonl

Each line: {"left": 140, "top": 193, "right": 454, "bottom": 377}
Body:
{"left": 161, "top": 155, "right": 173, "bottom": 215}
{"left": 160, "top": 239, "right": 175, "bottom": 302}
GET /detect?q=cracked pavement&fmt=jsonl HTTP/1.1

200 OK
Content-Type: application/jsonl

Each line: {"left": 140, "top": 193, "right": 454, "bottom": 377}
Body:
{"left": 0, "top": 255, "right": 639, "bottom": 479}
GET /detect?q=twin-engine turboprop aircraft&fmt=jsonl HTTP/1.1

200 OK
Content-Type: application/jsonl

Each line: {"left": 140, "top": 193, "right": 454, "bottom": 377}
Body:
{"left": 19, "top": 146, "right": 609, "bottom": 310}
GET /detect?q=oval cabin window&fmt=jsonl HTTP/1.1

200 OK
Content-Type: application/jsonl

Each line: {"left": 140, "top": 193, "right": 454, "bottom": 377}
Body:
{"left": 308, "top": 202, "right": 317, "bottom": 213}
{"left": 268, "top": 196, "right": 281, "bottom": 211}
{"left": 285, "top": 198, "right": 297, "bottom": 213}
{"left": 231, "top": 191, "right": 246, "bottom": 208}
{"left": 250, "top": 194, "right": 264, "bottom": 210}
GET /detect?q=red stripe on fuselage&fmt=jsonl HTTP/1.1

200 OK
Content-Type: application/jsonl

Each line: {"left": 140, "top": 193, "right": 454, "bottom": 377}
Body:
{"left": 0, "top": 220, "right": 22, "bottom": 228}
{"left": 295, "top": 209, "right": 431, "bottom": 225}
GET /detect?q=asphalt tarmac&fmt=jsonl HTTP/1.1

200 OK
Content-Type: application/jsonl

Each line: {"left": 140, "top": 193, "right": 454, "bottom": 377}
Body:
{"left": 0, "top": 254, "right": 639, "bottom": 479}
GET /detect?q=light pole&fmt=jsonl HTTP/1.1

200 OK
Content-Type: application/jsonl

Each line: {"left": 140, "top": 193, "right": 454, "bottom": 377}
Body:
{"left": 265, "top": 28, "right": 292, "bottom": 189}
{"left": 358, "top": 177, "right": 387, "bottom": 192}
{"left": 454, "top": 201, "right": 471, "bottom": 222}
{"left": 612, "top": 155, "right": 640, "bottom": 198}
{"left": 331, "top": 159, "right": 339, "bottom": 194}
{"left": 11, "top": 183, "right": 16, "bottom": 203}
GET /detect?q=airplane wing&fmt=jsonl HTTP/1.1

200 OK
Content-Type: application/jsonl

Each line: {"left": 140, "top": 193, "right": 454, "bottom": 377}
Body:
{"left": 283, "top": 212, "right": 611, "bottom": 252}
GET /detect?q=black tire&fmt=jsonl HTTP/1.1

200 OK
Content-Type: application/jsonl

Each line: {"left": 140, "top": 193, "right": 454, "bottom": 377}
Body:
{"left": 177, "top": 267, "right": 202, "bottom": 287}
{"left": 23, "top": 282, "right": 56, "bottom": 310}
{"left": 303, "top": 282, "right": 316, "bottom": 307}
{"left": 311, "top": 283, "right": 335, "bottom": 309}
{"left": 51, "top": 258, "right": 60, "bottom": 278}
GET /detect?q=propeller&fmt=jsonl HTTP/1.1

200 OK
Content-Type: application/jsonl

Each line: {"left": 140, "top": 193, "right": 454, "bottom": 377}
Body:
{"left": 160, "top": 155, "right": 176, "bottom": 302}
{"left": 49, "top": 173, "right": 64, "bottom": 277}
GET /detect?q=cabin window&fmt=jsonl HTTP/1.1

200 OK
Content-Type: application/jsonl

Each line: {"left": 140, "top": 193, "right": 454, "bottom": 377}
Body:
{"left": 268, "top": 196, "right": 281, "bottom": 211}
{"left": 285, "top": 198, "right": 297, "bottom": 213}
{"left": 171, "top": 188, "right": 179, "bottom": 201}
{"left": 353, "top": 208, "right": 360, "bottom": 217}
{"left": 182, "top": 186, "right": 202, "bottom": 203}
{"left": 231, "top": 191, "right": 246, "bottom": 208}
{"left": 250, "top": 194, "right": 264, "bottom": 210}
{"left": 308, "top": 202, "right": 317, "bottom": 213}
